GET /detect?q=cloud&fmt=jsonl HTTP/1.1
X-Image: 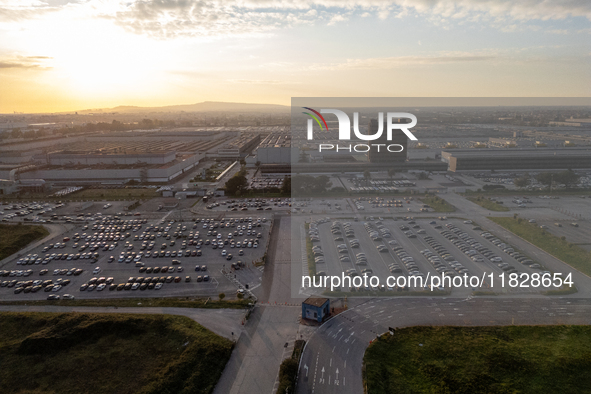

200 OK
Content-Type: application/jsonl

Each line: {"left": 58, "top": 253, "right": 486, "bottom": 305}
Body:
{"left": 0, "top": 0, "right": 59, "bottom": 22}
{"left": 227, "top": 79, "right": 301, "bottom": 85}
{"left": 305, "top": 46, "right": 588, "bottom": 71}
{"left": 0, "top": 61, "right": 41, "bottom": 69}
{"left": 547, "top": 29, "right": 569, "bottom": 34}
{"left": 327, "top": 13, "right": 348, "bottom": 25}
{"left": 311, "top": 52, "right": 499, "bottom": 70}
{"left": 0, "top": 55, "right": 52, "bottom": 69}
{"left": 2, "top": 0, "right": 591, "bottom": 38}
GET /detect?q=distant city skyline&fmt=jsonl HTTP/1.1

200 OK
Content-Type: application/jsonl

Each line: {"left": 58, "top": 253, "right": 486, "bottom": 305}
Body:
{"left": 0, "top": 0, "right": 590, "bottom": 113}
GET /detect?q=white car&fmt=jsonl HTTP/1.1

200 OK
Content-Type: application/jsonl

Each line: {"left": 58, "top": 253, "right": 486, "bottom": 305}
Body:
{"left": 92, "top": 267, "right": 101, "bottom": 274}
{"left": 155, "top": 283, "right": 163, "bottom": 290}
{"left": 96, "top": 283, "right": 106, "bottom": 291}
{"left": 62, "top": 294, "right": 75, "bottom": 299}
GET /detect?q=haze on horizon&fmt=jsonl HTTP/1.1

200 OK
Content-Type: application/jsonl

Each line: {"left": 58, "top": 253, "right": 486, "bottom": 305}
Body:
{"left": 1, "top": 0, "right": 590, "bottom": 114}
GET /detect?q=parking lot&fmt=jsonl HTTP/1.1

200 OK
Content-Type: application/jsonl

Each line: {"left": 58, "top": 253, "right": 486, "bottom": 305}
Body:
{"left": 482, "top": 195, "right": 591, "bottom": 251}
{"left": 1, "top": 200, "right": 141, "bottom": 223}
{"left": 0, "top": 213, "right": 271, "bottom": 300}
{"left": 205, "top": 197, "right": 291, "bottom": 212}
{"left": 307, "top": 216, "right": 552, "bottom": 295}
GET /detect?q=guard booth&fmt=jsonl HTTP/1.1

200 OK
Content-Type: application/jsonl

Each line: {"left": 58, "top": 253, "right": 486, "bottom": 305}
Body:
{"left": 302, "top": 297, "right": 330, "bottom": 323}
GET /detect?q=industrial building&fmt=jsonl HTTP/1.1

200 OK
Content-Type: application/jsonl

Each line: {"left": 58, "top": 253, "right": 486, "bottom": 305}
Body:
{"left": 442, "top": 148, "right": 591, "bottom": 172}
{"left": 217, "top": 134, "right": 261, "bottom": 159}
{"left": 0, "top": 130, "right": 234, "bottom": 166}
{"left": 0, "top": 178, "right": 46, "bottom": 195}
{"left": 0, "top": 129, "right": 244, "bottom": 185}
{"left": 6, "top": 153, "right": 203, "bottom": 184}
{"left": 45, "top": 151, "right": 176, "bottom": 166}
{"left": 255, "top": 132, "right": 300, "bottom": 164}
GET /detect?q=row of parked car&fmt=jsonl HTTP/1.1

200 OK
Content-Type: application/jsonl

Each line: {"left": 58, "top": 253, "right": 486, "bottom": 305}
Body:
{"left": 479, "top": 229, "right": 542, "bottom": 270}
{"left": 2, "top": 266, "right": 80, "bottom": 278}
{"left": 1, "top": 269, "right": 34, "bottom": 277}
{"left": 32, "top": 251, "right": 100, "bottom": 264}
{"left": 421, "top": 236, "right": 468, "bottom": 278}
{"left": 387, "top": 238, "right": 424, "bottom": 277}
{"left": 10, "top": 277, "right": 71, "bottom": 294}
{"left": 365, "top": 220, "right": 392, "bottom": 241}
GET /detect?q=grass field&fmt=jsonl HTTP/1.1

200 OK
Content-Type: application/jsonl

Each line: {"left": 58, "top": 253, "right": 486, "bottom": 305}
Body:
{"left": 0, "top": 297, "right": 251, "bottom": 309}
{"left": 468, "top": 196, "right": 510, "bottom": 211}
{"left": 364, "top": 325, "right": 591, "bottom": 394}
{"left": 419, "top": 196, "right": 456, "bottom": 212}
{"left": 0, "top": 312, "right": 233, "bottom": 394}
{"left": 489, "top": 217, "right": 591, "bottom": 277}
{"left": 0, "top": 223, "right": 49, "bottom": 261}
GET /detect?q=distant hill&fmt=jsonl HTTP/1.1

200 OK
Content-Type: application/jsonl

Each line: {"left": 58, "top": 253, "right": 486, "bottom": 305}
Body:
{"left": 78, "top": 101, "right": 289, "bottom": 114}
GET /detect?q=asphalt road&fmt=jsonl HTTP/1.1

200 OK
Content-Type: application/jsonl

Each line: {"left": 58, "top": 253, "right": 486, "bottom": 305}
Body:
{"left": 297, "top": 297, "right": 591, "bottom": 394}
{"left": 214, "top": 214, "right": 305, "bottom": 394}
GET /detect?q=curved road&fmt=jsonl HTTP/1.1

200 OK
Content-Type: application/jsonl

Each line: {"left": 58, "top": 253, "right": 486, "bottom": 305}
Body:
{"left": 297, "top": 297, "right": 591, "bottom": 394}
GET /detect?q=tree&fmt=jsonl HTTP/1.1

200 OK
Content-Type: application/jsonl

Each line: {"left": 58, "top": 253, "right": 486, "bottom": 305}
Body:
{"left": 555, "top": 169, "right": 580, "bottom": 188}
{"left": 141, "top": 118, "right": 154, "bottom": 128}
{"left": 291, "top": 175, "right": 331, "bottom": 195}
{"left": 225, "top": 173, "right": 248, "bottom": 196}
{"left": 281, "top": 176, "right": 291, "bottom": 194}
{"left": 514, "top": 176, "right": 529, "bottom": 188}
{"left": 387, "top": 169, "right": 396, "bottom": 179}
{"left": 237, "top": 292, "right": 244, "bottom": 300}
{"left": 363, "top": 170, "right": 371, "bottom": 180}
{"left": 417, "top": 172, "right": 430, "bottom": 180}
{"left": 10, "top": 128, "right": 22, "bottom": 139}
{"left": 218, "top": 293, "right": 225, "bottom": 300}
{"left": 536, "top": 172, "right": 553, "bottom": 188}
{"left": 23, "top": 130, "right": 36, "bottom": 139}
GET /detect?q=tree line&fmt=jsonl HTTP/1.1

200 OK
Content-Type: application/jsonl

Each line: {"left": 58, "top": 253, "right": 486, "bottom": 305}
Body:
{"left": 2, "top": 118, "right": 178, "bottom": 140}
{"left": 514, "top": 170, "right": 580, "bottom": 189}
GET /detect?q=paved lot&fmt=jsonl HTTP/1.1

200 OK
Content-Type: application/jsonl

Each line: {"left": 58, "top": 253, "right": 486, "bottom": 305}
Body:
{"left": 0, "top": 213, "right": 271, "bottom": 301}
{"left": 306, "top": 216, "right": 574, "bottom": 296}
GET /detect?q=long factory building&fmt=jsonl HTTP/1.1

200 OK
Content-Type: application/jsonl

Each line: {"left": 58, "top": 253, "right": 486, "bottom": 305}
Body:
{"left": 442, "top": 148, "right": 591, "bottom": 172}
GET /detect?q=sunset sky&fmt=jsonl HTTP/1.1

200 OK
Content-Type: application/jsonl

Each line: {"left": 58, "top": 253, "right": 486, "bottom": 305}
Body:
{"left": 1, "top": 0, "right": 590, "bottom": 113}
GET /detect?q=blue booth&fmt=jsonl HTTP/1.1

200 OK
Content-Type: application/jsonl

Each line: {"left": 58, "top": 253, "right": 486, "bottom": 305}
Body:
{"left": 302, "top": 297, "right": 330, "bottom": 323}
